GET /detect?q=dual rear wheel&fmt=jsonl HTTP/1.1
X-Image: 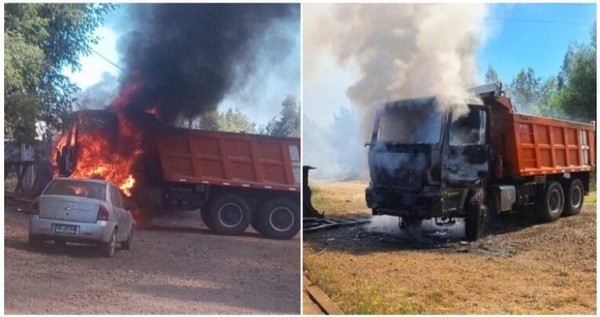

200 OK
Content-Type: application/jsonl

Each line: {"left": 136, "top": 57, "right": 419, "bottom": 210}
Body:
{"left": 537, "top": 179, "right": 584, "bottom": 222}
{"left": 202, "top": 194, "right": 299, "bottom": 239}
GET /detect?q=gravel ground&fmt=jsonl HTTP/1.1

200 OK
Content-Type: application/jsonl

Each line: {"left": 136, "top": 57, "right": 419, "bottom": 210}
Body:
{"left": 4, "top": 198, "right": 300, "bottom": 315}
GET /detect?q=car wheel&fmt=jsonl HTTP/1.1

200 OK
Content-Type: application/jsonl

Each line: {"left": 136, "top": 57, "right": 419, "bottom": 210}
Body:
{"left": 205, "top": 194, "right": 252, "bottom": 235}
{"left": 563, "top": 179, "right": 584, "bottom": 217}
{"left": 536, "top": 181, "right": 564, "bottom": 222}
{"left": 101, "top": 229, "right": 117, "bottom": 258}
{"left": 122, "top": 227, "right": 133, "bottom": 251}
{"left": 256, "top": 197, "right": 299, "bottom": 240}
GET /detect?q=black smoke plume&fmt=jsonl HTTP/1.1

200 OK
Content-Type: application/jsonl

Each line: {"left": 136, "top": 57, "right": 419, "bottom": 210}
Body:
{"left": 117, "top": 3, "right": 298, "bottom": 124}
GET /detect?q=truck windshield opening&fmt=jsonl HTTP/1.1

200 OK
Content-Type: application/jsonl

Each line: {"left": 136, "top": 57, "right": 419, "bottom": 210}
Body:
{"left": 449, "top": 108, "right": 486, "bottom": 146}
{"left": 377, "top": 103, "right": 442, "bottom": 145}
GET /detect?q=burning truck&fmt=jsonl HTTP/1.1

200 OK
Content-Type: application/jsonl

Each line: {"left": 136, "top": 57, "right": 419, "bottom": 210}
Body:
{"left": 54, "top": 109, "right": 300, "bottom": 240}
{"left": 366, "top": 83, "right": 595, "bottom": 240}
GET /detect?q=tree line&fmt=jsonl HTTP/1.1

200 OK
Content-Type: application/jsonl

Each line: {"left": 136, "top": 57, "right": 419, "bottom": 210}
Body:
{"left": 5, "top": 4, "right": 300, "bottom": 143}
{"left": 485, "top": 23, "right": 596, "bottom": 122}
{"left": 184, "top": 94, "right": 300, "bottom": 138}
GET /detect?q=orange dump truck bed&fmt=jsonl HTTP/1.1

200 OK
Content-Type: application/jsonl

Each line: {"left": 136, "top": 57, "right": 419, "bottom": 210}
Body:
{"left": 156, "top": 129, "right": 300, "bottom": 192}
{"left": 489, "top": 96, "right": 595, "bottom": 177}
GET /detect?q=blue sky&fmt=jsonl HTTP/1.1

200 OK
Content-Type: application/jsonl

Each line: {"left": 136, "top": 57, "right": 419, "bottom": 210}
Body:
{"left": 64, "top": 3, "right": 596, "bottom": 126}
{"left": 479, "top": 3, "right": 596, "bottom": 83}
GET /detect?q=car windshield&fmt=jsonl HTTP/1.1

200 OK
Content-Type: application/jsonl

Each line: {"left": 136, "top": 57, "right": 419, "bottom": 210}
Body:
{"left": 44, "top": 179, "right": 106, "bottom": 201}
{"left": 376, "top": 100, "right": 443, "bottom": 144}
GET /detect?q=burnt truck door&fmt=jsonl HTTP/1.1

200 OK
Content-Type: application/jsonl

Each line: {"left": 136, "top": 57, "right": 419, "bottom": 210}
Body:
{"left": 442, "top": 105, "right": 490, "bottom": 185}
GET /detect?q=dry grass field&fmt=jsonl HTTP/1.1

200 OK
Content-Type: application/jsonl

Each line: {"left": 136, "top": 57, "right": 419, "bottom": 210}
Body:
{"left": 303, "top": 180, "right": 596, "bottom": 314}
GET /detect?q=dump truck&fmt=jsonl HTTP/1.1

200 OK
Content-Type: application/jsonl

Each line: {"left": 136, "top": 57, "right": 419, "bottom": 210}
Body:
{"left": 56, "top": 110, "right": 301, "bottom": 239}
{"left": 366, "top": 83, "right": 595, "bottom": 240}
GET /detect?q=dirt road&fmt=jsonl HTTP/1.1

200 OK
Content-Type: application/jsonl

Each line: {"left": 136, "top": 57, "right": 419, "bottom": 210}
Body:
{"left": 303, "top": 180, "right": 596, "bottom": 314}
{"left": 4, "top": 198, "right": 300, "bottom": 314}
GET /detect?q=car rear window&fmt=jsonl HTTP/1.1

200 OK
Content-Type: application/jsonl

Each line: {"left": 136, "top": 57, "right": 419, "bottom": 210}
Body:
{"left": 44, "top": 180, "right": 106, "bottom": 201}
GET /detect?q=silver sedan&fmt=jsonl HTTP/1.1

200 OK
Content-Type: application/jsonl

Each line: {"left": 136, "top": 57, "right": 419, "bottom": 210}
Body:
{"left": 28, "top": 178, "right": 134, "bottom": 257}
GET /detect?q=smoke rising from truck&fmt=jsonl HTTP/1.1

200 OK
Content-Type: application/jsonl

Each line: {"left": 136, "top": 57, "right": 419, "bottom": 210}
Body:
{"left": 304, "top": 3, "right": 489, "bottom": 180}
{"left": 117, "top": 4, "right": 298, "bottom": 125}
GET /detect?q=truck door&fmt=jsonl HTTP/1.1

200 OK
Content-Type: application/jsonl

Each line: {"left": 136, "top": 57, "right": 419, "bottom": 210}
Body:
{"left": 443, "top": 106, "right": 489, "bottom": 183}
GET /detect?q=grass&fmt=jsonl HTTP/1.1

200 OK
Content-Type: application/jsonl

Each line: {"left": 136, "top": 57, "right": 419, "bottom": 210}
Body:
{"left": 584, "top": 172, "right": 597, "bottom": 204}
{"left": 307, "top": 180, "right": 369, "bottom": 217}
{"left": 4, "top": 176, "right": 18, "bottom": 192}
{"left": 304, "top": 179, "right": 596, "bottom": 315}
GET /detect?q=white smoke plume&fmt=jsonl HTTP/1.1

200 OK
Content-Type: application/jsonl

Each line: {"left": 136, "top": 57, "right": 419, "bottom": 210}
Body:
{"left": 365, "top": 215, "right": 467, "bottom": 240}
{"left": 304, "top": 4, "right": 490, "bottom": 179}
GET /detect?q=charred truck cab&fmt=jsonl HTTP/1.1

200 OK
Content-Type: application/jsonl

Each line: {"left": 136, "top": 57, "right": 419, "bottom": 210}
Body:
{"left": 366, "top": 83, "right": 595, "bottom": 240}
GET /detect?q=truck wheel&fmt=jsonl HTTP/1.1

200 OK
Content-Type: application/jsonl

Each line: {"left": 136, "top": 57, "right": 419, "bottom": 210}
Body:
{"left": 256, "top": 198, "right": 299, "bottom": 239}
{"left": 206, "top": 194, "right": 251, "bottom": 235}
{"left": 536, "top": 181, "right": 564, "bottom": 222}
{"left": 465, "top": 190, "right": 484, "bottom": 241}
{"left": 563, "top": 179, "right": 584, "bottom": 217}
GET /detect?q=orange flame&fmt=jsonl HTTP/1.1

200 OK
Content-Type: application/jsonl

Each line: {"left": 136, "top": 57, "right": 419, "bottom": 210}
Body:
{"left": 52, "top": 83, "right": 145, "bottom": 197}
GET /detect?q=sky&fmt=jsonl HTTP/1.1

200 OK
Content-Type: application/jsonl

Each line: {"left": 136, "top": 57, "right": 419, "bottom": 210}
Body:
{"left": 479, "top": 3, "right": 596, "bottom": 83}
{"left": 301, "top": 2, "right": 596, "bottom": 179}
{"left": 64, "top": 4, "right": 300, "bottom": 127}
{"left": 64, "top": 3, "right": 596, "bottom": 129}
{"left": 302, "top": 2, "right": 597, "bottom": 129}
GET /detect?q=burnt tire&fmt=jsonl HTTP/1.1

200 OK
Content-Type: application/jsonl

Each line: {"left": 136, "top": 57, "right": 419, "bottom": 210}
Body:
{"left": 465, "top": 190, "right": 484, "bottom": 241}
{"left": 536, "top": 181, "right": 564, "bottom": 222}
{"left": 101, "top": 229, "right": 117, "bottom": 258}
{"left": 205, "top": 194, "right": 252, "bottom": 235}
{"left": 563, "top": 179, "right": 584, "bottom": 217}
{"left": 256, "top": 198, "right": 299, "bottom": 240}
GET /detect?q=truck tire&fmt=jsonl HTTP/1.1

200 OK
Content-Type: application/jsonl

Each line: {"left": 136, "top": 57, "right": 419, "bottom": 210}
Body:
{"left": 563, "top": 179, "right": 584, "bottom": 217}
{"left": 465, "top": 190, "right": 484, "bottom": 241}
{"left": 205, "top": 194, "right": 252, "bottom": 235}
{"left": 256, "top": 198, "right": 299, "bottom": 239}
{"left": 536, "top": 181, "right": 564, "bottom": 222}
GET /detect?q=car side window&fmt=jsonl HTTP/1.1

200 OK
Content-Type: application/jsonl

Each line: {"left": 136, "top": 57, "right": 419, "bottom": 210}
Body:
{"left": 112, "top": 186, "right": 125, "bottom": 209}
{"left": 109, "top": 186, "right": 120, "bottom": 209}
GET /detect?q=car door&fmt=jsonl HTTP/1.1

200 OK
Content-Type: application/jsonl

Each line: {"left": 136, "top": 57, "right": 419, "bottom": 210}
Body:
{"left": 112, "top": 185, "right": 132, "bottom": 241}
{"left": 108, "top": 185, "right": 124, "bottom": 240}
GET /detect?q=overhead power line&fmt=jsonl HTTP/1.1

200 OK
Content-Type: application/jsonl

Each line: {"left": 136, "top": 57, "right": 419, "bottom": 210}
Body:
{"left": 90, "top": 47, "right": 124, "bottom": 72}
{"left": 486, "top": 17, "right": 595, "bottom": 27}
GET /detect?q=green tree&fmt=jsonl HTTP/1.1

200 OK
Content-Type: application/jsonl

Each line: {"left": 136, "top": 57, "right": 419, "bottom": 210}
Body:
{"left": 4, "top": 3, "right": 114, "bottom": 143}
{"left": 507, "top": 67, "right": 543, "bottom": 113}
{"left": 265, "top": 95, "right": 300, "bottom": 137}
{"left": 484, "top": 65, "right": 500, "bottom": 84}
{"left": 549, "top": 24, "right": 596, "bottom": 121}
{"left": 218, "top": 109, "right": 257, "bottom": 134}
